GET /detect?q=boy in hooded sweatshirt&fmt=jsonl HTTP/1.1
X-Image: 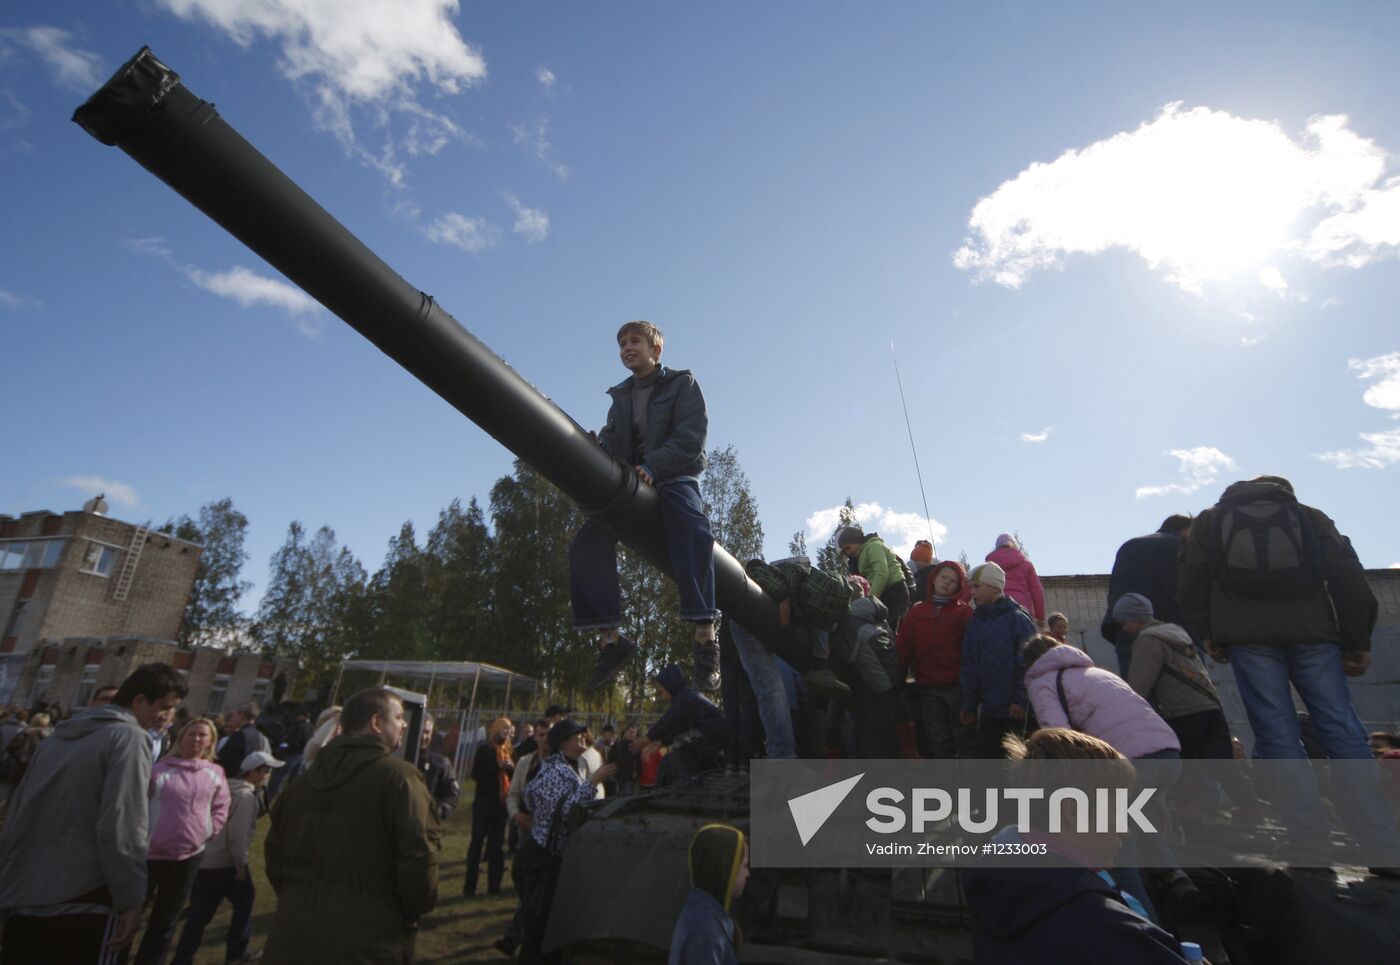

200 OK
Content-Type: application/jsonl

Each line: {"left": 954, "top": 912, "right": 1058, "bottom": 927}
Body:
{"left": 632, "top": 665, "right": 727, "bottom": 785}
{"left": 1114, "top": 593, "right": 1231, "bottom": 761}
{"left": 985, "top": 533, "right": 1046, "bottom": 623}
{"left": 959, "top": 562, "right": 1038, "bottom": 759}
{"left": 669, "top": 823, "right": 749, "bottom": 965}
{"left": 897, "top": 561, "right": 976, "bottom": 759}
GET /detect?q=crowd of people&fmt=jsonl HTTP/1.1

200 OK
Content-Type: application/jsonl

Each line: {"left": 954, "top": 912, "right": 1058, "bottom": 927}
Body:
{"left": 1, "top": 313, "right": 1396, "bottom": 963}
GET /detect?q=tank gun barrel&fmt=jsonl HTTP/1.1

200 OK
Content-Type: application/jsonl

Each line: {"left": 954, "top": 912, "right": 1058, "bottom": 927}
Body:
{"left": 74, "top": 48, "right": 791, "bottom": 652}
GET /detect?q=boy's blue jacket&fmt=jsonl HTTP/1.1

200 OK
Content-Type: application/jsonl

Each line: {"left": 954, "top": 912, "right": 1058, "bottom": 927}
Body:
{"left": 668, "top": 887, "right": 738, "bottom": 965}
{"left": 960, "top": 596, "right": 1038, "bottom": 717}
{"left": 598, "top": 366, "right": 708, "bottom": 482}
{"left": 649, "top": 665, "right": 727, "bottom": 745}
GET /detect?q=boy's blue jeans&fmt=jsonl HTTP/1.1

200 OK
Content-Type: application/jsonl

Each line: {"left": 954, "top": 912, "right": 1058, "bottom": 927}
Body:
{"left": 569, "top": 478, "right": 718, "bottom": 628}
{"left": 170, "top": 867, "right": 254, "bottom": 965}
{"left": 1228, "top": 642, "right": 1399, "bottom": 858}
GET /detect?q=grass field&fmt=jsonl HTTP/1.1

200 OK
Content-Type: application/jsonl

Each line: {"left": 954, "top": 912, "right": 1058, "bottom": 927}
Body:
{"left": 182, "top": 793, "right": 519, "bottom": 964}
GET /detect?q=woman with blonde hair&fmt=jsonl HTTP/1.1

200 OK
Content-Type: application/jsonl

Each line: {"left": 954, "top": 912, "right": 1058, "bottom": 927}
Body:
{"left": 300, "top": 705, "right": 342, "bottom": 771}
{"left": 465, "top": 716, "right": 515, "bottom": 896}
{"left": 134, "top": 716, "right": 230, "bottom": 965}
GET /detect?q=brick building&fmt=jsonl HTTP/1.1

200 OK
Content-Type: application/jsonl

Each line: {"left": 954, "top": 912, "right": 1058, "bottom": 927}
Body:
{"left": 1, "top": 502, "right": 201, "bottom": 654}
{"left": 0, "top": 501, "right": 296, "bottom": 715}
{"left": 1043, "top": 568, "right": 1400, "bottom": 746}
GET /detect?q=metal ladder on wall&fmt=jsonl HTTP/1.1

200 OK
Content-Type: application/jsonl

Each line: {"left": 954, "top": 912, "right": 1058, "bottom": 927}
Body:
{"left": 112, "top": 525, "right": 149, "bottom": 602}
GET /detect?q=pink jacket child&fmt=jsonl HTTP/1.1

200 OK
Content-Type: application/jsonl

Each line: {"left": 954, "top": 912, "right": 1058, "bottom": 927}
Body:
{"left": 148, "top": 756, "right": 231, "bottom": 860}
{"left": 1024, "top": 645, "right": 1179, "bottom": 760}
{"left": 985, "top": 535, "right": 1045, "bottom": 622}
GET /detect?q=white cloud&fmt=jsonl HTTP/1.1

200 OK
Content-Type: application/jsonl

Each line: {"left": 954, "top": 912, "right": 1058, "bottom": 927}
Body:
{"left": 125, "top": 236, "right": 323, "bottom": 336}
{"left": 536, "top": 66, "right": 555, "bottom": 89}
{"left": 805, "top": 502, "right": 949, "bottom": 560}
{"left": 1, "top": 26, "right": 104, "bottom": 91}
{"left": 1320, "top": 296, "right": 1343, "bottom": 310}
{"left": 1391, "top": 563, "right": 1400, "bottom": 569}
{"left": 1258, "top": 266, "right": 1288, "bottom": 294}
{"left": 954, "top": 104, "right": 1399, "bottom": 293}
{"left": 1305, "top": 176, "right": 1400, "bottom": 268}
{"left": 0, "top": 286, "right": 39, "bottom": 309}
{"left": 1135, "top": 446, "right": 1237, "bottom": 499}
{"left": 1316, "top": 428, "right": 1400, "bottom": 470}
{"left": 1240, "top": 335, "right": 1265, "bottom": 347}
{"left": 1020, "top": 427, "right": 1052, "bottom": 443}
{"left": 424, "top": 212, "right": 498, "bottom": 252}
{"left": 502, "top": 191, "right": 549, "bottom": 242}
{"left": 1349, "top": 352, "right": 1400, "bottom": 413}
{"left": 156, "top": 0, "right": 485, "bottom": 184}
{"left": 186, "top": 266, "right": 322, "bottom": 334}
{"left": 1314, "top": 352, "right": 1400, "bottom": 469}
{"left": 62, "top": 476, "right": 140, "bottom": 509}
{"left": 512, "top": 116, "right": 569, "bottom": 179}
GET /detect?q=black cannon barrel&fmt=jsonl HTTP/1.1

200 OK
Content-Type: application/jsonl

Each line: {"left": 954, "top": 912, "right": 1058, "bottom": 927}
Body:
{"left": 74, "top": 48, "right": 791, "bottom": 650}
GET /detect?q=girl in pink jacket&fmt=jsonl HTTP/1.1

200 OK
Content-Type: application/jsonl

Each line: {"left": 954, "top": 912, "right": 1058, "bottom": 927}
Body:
{"left": 985, "top": 533, "right": 1046, "bottom": 622}
{"left": 134, "top": 717, "right": 231, "bottom": 965}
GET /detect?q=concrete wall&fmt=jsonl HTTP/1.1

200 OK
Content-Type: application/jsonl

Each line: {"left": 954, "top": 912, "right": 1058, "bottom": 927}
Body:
{"left": 1043, "top": 569, "right": 1400, "bottom": 752}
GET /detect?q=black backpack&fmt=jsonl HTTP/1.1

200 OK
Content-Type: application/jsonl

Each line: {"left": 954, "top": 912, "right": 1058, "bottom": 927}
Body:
{"left": 1211, "top": 488, "right": 1324, "bottom": 600}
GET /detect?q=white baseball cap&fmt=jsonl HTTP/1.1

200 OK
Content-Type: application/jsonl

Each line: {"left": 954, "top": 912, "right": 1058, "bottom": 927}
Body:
{"left": 241, "top": 750, "right": 285, "bottom": 773}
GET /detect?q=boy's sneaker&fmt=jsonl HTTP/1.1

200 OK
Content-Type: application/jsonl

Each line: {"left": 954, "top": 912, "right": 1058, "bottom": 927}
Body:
{"left": 802, "top": 668, "right": 851, "bottom": 699}
{"left": 586, "top": 636, "right": 636, "bottom": 693}
{"left": 693, "top": 640, "right": 721, "bottom": 692}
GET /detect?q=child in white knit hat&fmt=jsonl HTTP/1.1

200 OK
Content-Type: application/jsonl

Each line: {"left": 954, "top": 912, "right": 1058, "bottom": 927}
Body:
{"left": 958, "top": 560, "right": 1039, "bottom": 758}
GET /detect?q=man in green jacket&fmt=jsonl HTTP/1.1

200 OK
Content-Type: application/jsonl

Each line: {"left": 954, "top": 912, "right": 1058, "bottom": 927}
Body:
{"left": 837, "top": 527, "right": 912, "bottom": 632}
{"left": 1178, "top": 475, "right": 1397, "bottom": 864}
{"left": 264, "top": 688, "right": 441, "bottom": 964}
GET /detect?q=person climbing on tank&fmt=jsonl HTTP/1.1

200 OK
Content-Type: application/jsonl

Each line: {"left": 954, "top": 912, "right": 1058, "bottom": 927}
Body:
{"left": 631, "top": 665, "right": 727, "bottom": 785}
{"left": 570, "top": 320, "right": 722, "bottom": 692}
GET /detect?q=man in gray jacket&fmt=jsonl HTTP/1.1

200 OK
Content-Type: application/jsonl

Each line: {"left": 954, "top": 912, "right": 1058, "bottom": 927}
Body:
{"left": 0, "top": 662, "right": 186, "bottom": 963}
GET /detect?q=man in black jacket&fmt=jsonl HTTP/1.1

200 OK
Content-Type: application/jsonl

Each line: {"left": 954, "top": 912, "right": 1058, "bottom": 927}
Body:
{"left": 417, "top": 717, "right": 461, "bottom": 821}
{"left": 1101, "top": 515, "right": 1192, "bottom": 677}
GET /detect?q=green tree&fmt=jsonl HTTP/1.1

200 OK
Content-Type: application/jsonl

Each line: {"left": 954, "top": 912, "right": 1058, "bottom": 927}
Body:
{"left": 787, "top": 530, "right": 808, "bottom": 559}
{"left": 160, "top": 497, "right": 252, "bottom": 646}
{"left": 423, "top": 497, "right": 496, "bottom": 661}
{"left": 365, "top": 522, "right": 432, "bottom": 661}
{"left": 701, "top": 445, "right": 765, "bottom": 563}
{"left": 255, "top": 523, "right": 360, "bottom": 695}
{"left": 816, "top": 497, "right": 859, "bottom": 576}
{"left": 490, "top": 461, "right": 587, "bottom": 692}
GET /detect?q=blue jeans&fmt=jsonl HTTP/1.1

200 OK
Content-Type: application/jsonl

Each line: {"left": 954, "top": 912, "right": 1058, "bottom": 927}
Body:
{"left": 1229, "top": 643, "right": 1399, "bottom": 856}
{"left": 569, "top": 478, "right": 718, "bottom": 628}
{"left": 731, "top": 621, "right": 797, "bottom": 759}
{"left": 170, "top": 867, "right": 255, "bottom": 965}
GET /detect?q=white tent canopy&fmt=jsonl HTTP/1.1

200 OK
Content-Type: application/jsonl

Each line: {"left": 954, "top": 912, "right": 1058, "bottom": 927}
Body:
{"left": 333, "top": 659, "right": 538, "bottom": 712}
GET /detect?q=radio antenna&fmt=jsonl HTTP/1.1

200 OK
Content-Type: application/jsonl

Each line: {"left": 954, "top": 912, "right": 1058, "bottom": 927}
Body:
{"left": 890, "top": 341, "right": 936, "bottom": 551}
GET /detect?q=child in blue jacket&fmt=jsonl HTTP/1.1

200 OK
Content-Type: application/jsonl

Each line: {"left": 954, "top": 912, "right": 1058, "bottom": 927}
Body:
{"left": 669, "top": 823, "right": 748, "bottom": 965}
{"left": 959, "top": 561, "right": 1038, "bottom": 758}
{"left": 570, "top": 320, "right": 720, "bottom": 694}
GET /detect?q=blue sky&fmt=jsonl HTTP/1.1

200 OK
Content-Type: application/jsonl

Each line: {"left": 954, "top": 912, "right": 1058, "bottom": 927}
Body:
{"left": 4, "top": 2, "right": 1400, "bottom": 610}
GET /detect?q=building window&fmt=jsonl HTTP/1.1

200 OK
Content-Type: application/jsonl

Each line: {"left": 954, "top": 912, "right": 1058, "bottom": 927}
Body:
{"left": 251, "top": 677, "right": 271, "bottom": 708}
{"left": 29, "top": 665, "right": 54, "bottom": 708}
{"left": 79, "top": 541, "right": 118, "bottom": 578}
{"left": 73, "top": 665, "right": 100, "bottom": 709}
{"left": 207, "top": 673, "right": 231, "bottom": 714}
{"left": 0, "top": 540, "right": 65, "bottom": 571}
{"left": 2, "top": 601, "right": 28, "bottom": 641}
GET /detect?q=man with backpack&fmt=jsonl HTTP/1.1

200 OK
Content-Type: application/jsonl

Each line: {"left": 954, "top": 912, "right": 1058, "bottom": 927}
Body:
{"left": 1178, "top": 475, "right": 1397, "bottom": 864}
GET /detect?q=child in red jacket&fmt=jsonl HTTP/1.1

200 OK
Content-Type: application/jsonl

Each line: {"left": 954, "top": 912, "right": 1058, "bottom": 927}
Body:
{"left": 896, "top": 561, "right": 976, "bottom": 759}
